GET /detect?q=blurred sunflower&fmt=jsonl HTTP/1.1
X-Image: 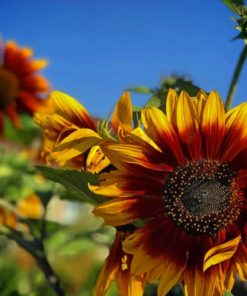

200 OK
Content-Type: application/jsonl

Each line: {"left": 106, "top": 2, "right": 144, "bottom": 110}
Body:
{"left": 91, "top": 89, "right": 247, "bottom": 295}
{"left": 0, "top": 193, "right": 44, "bottom": 230}
{"left": 0, "top": 40, "right": 50, "bottom": 132}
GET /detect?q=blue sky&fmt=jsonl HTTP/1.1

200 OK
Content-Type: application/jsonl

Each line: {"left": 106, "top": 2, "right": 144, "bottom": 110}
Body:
{"left": 1, "top": 0, "right": 246, "bottom": 117}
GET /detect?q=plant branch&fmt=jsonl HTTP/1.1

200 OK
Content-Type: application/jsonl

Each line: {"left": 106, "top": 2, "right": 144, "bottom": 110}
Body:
{"left": 3, "top": 225, "right": 65, "bottom": 296}
{"left": 225, "top": 44, "right": 247, "bottom": 111}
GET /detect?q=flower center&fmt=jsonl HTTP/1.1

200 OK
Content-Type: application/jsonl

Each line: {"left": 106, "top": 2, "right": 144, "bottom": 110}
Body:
{"left": 0, "top": 67, "right": 19, "bottom": 109}
{"left": 163, "top": 160, "right": 240, "bottom": 235}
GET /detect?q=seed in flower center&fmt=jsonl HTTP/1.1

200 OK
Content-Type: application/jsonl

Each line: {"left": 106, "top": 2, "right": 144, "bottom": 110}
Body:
{"left": 181, "top": 180, "right": 230, "bottom": 216}
{"left": 163, "top": 160, "right": 240, "bottom": 235}
{"left": 0, "top": 67, "right": 19, "bottom": 109}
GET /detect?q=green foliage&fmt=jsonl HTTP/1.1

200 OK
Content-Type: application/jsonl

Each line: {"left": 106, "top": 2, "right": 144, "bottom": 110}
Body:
{"left": 126, "top": 86, "right": 156, "bottom": 95}
{"left": 222, "top": 0, "right": 245, "bottom": 15}
{"left": 36, "top": 166, "right": 107, "bottom": 205}
{"left": 224, "top": 291, "right": 234, "bottom": 296}
{"left": 128, "top": 75, "right": 201, "bottom": 124}
{"left": 3, "top": 114, "right": 41, "bottom": 145}
{"left": 222, "top": 0, "right": 247, "bottom": 42}
{"left": 0, "top": 147, "right": 51, "bottom": 202}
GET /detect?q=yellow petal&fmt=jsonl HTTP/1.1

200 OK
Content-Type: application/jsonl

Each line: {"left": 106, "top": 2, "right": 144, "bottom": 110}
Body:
{"left": 51, "top": 91, "right": 96, "bottom": 129}
{"left": 18, "top": 193, "right": 44, "bottom": 219}
{"left": 176, "top": 91, "right": 202, "bottom": 159}
{"left": 158, "top": 259, "right": 187, "bottom": 296}
{"left": 166, "top": 89, "right": 178, "bottom": 124}
{"left": 121, "top": 127, "right": 162, "bottom": 152}
{"left": 86, "top": 145, "right": 111, "bottom": 174}
{"left": 94, "top": 232, "right": 121, "bottom": 296}
{"left": 201, "top": 90, "right": 225, "bottom": 158}
{"left": 221, "top": 102, "right": 247, "bottom": 161}
{"left": 89, "top": 183, "right": 135, "bottom": 198}
{"left": 141, "top": 107, "right": 184, "bottom": 164}
{"left": 194, "top": 89, "right": 207, "bottom": 120}
{"left": 101, "top": 142, "right": 169, "bottom": 172}
{"left": 184, "top": 267, "right": 218, "bottom": 296}
{"left": 93, "top": 196, "right": 162, "bottom": 226}
{"left": 112, "top": 91, "right": 133, "bottom": 132}
{"left": 224, "top": 263, "right": 236, "bottom": 291}
{"left": 176, "top": 90, "right": 197, "bottom": 142}
{"left": 50, "top": 128, "right": 102, "bottom": 163}
{"left": 203, "top": 236, "right": 240, "bottom": 272}
{"left": 31, "top": 59, "right": 48, "bottom": 71}
{"left": 234, "top": 245, "right": 247, "bottom": 281}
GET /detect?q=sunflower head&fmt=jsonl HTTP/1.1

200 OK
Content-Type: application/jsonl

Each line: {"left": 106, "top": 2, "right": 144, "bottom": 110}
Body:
{"left": 34, "top": 91, "right": 102, "bottom": 167}
{"left": 91, "top": 89, "right": 247, "bottom": 295}
{"left": 0, "top": 40, "right": 50, "bottom": 130}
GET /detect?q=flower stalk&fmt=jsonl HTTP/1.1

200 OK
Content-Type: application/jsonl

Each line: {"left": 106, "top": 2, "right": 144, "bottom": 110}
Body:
{"left": 225, "top": 44, "right": 247, "bottom": 110}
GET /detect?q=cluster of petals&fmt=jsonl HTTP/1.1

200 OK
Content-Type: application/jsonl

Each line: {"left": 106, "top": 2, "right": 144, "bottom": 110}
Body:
{"left": 0, "top": 40, "right": 50, "bottom": 132}
{"left": 91, "top": 89, "right": 247, "bottom": 296}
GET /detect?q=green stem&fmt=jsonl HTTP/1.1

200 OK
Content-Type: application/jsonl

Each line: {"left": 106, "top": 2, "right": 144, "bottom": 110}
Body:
{"left": 225, "top": 44, "right": 247, "bottom": 111}
{"left": 36, "top": 244, "right": 65, "bottom": 296}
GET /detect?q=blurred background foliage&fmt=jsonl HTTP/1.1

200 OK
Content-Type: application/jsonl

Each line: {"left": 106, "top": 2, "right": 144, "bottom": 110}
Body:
{"left": 0, "top": 116, "right": 117, "bottom": 296}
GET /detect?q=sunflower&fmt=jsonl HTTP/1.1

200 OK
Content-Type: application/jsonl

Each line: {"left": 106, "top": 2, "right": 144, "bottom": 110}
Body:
{"left": 0, "top": 40, "right": 50, "bottom": 132}
{"left": 34, "top": 90, "right": 135, "bottom": 168}
{"left": 34, "top": 91, "right": 102, "bottom": 167}
{"left": 91, "top": 89, "right": 247, "bottom": 295}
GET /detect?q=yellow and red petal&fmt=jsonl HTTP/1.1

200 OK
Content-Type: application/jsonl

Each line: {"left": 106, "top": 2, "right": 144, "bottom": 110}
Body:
{"left": 166, "top": 88, "right": 178, "bottom": 124}
{"left": 141, "top": 107, "right": 184, "bottom": 165}
{"left": 51, "top": 91, "right": 97, "bottom": 130}
{"left": 194, "top": 89, "right": 207, "bottom": 121}
{"left": 184, "top": 267, "right": 218, "bottom": 296}
{"left": 176, "top": 91, "right": 202, "bottom": 160}
{"left": 203, "top": 235, "right": 240, "bottom": 272}
{"left": 101, "top": 141, "right": 172, "bottom": 173}
{"left": 124, "top": 218, "right": 188, "bottom": 279}
{"left": 220, "top": 102, "right": 247, "bottom": 161}
{"left": 157, "top": 258, "right": 186, "bottom": 296}
{"left": 201, "top": 90, "right": 225, "bottom": 159}
{"left": 112, "top": 91, "right": 133, "bottom": 133}
{"left": 94, "top": 233, "right": 120, "bottom": 295}
{"left": 86, "top": 145, "right": 111, "bottom": 174}
{"left": 93, "top": 196, "right": 163, "bottom": 226}
{"left": 234, "top": 243, "right": 247, "bottom": 281}
{"left": 95, "top": 232, "right": 145, "bottom": 296}
{"left": 118, "top": 127, "right": 162, "bottom": 154}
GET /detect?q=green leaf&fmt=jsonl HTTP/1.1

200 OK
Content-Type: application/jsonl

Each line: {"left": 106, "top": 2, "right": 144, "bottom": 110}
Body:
{"left": 223, "top": 291, "right": 234, "bottom": 296}
{"left": 3, "top": 114, "right": 41, "bottom": 145}
{"left": 133, "top": 111, "right": 141, "bottom": 128}
{"left": 126, "top": 86, "right": 156, "bottom": 94}
{"left": 222, "top": 0, "right": 244, "bottom": 14}
{"left": 144, "top": 95, "right": 163, "bottom": 108}
{"left": 36, "top": 166, "right": 107, "bottom": 205}
{"left": 160, "top": 76, "right": 200, "bottom": 97}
